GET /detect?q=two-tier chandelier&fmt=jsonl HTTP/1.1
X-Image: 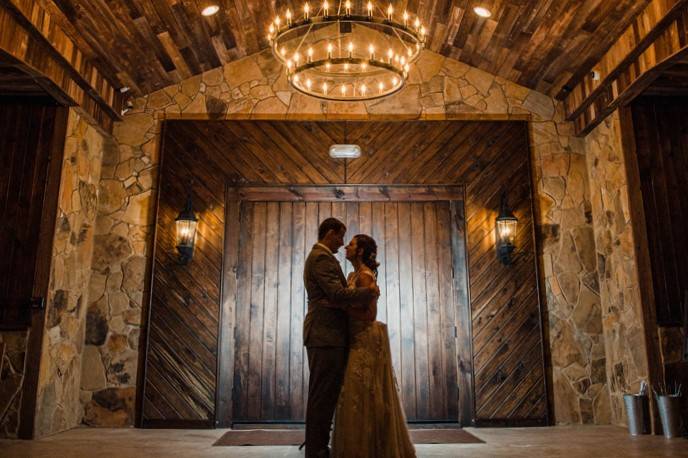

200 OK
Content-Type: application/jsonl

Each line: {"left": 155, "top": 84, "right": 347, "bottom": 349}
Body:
{"left": 268, "top": 1, "right": 427, "bottom": 101}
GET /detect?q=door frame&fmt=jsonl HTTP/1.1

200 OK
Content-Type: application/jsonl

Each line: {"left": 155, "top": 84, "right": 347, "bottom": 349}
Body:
{"left": 215, "top": 184, "right": 475, "bottom": 427}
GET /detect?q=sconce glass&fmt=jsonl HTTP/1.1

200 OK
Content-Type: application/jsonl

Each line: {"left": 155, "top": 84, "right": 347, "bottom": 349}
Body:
{"left": 496, "top": 192, "right": 518, "bottom": 265}
{"left": 175, "top": 196, "right": 198, "bottom": 265}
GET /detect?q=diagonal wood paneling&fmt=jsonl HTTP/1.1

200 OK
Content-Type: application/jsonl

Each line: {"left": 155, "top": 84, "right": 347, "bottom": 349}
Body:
{"left": 44, "top": 0, "right": 651, "bottom": 98}
{"left": 144, "top": 119, "right": 547, "bottom": 427}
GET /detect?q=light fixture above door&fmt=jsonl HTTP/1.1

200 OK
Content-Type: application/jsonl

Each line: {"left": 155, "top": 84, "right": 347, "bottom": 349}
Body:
{"left": 329, "top": 144, "right": 362, "bottom": 159}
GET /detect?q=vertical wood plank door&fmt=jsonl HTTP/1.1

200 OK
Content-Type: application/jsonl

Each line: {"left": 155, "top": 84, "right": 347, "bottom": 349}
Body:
{"left": 0, "top": 102, "right": 66, "bottom": 327}
{"left": 227, "top": 191, "right": 467, "bottom": 424}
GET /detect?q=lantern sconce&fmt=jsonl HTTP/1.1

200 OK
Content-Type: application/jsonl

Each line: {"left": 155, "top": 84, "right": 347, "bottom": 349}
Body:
{"left": 175, "top": 195, "right": 198, "bottom": 265}
{"left": 496, "top": 192, "right": 518, "bottom": 265}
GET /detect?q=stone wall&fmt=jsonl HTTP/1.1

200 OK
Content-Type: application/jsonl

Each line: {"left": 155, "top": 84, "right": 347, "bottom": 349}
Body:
{"left": 33, "top": 109, "right": 106, "bottom": 437}
{"left": 0, "top": 330, "right": 29, "bottom": 438}
{"left": 79, "top": 103, "right": 153, "bottom": 427}
{"left": 584, "top": 113, "right": 649, "bottom": 426}
{"left": 82, "top": 49, "right": 610, "bottom": 426}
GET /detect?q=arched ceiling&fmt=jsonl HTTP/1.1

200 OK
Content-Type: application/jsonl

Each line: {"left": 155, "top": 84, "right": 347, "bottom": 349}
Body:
{"left": 40, "top": 0, "right": 651, "bottom": 98}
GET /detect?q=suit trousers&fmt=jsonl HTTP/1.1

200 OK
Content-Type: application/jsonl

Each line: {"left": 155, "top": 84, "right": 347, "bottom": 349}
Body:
{"left": 305, "top": 346, "right": 348, "bottom": 458}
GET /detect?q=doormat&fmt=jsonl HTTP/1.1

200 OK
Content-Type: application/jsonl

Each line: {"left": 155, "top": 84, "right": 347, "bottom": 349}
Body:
{"left": 213, "top": 428, "right": 484, "bottom": 446}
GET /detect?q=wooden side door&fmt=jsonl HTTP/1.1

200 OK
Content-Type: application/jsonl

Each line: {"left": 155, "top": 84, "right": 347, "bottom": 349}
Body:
{"left": 0, "top": 101, "right": 65, "bottom": 327}
{"left": 223, "top": 186, "right": 469, "bottom": 424}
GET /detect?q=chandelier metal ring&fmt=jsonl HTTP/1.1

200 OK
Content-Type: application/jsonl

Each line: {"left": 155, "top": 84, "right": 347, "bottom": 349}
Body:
{"left": 268, "top": 3, "right": 427, "bottom": 101}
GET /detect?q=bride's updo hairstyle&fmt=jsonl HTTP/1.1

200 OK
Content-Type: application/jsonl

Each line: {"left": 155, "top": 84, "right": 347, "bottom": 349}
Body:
{"left": 354, "top": 234, "right": 380, "bottom": 278}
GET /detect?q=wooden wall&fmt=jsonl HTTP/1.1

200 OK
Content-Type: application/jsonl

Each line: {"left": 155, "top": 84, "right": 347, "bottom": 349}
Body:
{"left": 142, "top": 120, "right": 548, "bottom": 427}
{"left": 631, "top": 97, "right": 688, "bottom": 326}
{"left": 0, "top": 99, "right": 66, "bottom": 328}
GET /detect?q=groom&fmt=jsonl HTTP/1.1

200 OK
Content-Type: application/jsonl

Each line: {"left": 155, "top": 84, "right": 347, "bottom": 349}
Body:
{"left": 303, "top": 218, "right": 378, "bottom": 458}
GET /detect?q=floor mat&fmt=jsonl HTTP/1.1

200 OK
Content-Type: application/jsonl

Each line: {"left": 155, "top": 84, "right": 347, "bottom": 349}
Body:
{"left": 213, "top": 428, "right": 484, "bottom": 446}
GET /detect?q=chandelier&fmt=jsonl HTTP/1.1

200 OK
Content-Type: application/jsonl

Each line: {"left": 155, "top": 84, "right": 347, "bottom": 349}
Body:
{"left": 268, "top": 2, "right": 427, "bottom": 101}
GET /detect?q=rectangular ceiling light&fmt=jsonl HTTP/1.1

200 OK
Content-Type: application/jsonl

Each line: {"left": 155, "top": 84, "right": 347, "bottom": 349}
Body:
{"left": 329, "top": 144, "right": 362, "bottom": 159}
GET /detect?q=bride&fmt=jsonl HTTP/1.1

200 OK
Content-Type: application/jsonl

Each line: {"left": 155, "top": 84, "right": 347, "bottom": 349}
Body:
{"left": 332, "top": 234, "right": 416, "bottom": 458}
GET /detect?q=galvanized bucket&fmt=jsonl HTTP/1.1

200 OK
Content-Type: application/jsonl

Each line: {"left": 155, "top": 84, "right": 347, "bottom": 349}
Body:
{"left": 656, "top": 395, "right": 682, "bottom": 439}
{"left": 623, "top": 394, "right": 650, "bottom": 435}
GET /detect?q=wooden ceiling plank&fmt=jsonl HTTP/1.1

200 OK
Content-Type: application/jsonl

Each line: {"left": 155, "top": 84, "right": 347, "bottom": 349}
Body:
{"left": 235, "top": 0, "right": 260, "bottom": 55}
{"left": 158, "top": 31, "right": 192, "bottom": 80}
{"left": 178, "top": 0, "right": 222, "bottom": 70}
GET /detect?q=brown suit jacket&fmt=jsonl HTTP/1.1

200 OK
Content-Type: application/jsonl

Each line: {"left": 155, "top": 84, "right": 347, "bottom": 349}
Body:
{"left": 303, "top": 244, "right": 372, "bottom": 348}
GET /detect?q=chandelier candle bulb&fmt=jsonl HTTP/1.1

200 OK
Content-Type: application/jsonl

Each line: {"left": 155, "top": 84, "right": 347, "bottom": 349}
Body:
{"left": 360, "top": 84, "right": 367, "bottom": 95}
{"left": 387, "top": 4, "right": 393, "bottom": 20}
{"left": 307, "top": 47, "right": 314, "bottom": 62}
{"left": 387, "top": 48, "right": 394, "bottom": 63}
{"left": 403, "top": 11, "right": 409, "bottom": 26}
{"left": 304, "top": 2, "right": 310, "bottom": 19}
{"left": 327, "top": 42, "right": 334, "bottom": 58}
{"left": 323, "top": 0, "right": 329, "bottom": 17}
{"left": 369, "top": 44, "right": 375, "bottom": 59}
{"left": 306, "top": 78, "right": 312, "bottom": 89}
{"left": 367, "top": 1, "right": 373, "bottom": 17}
{"left": 414, "top": 17, "right": 421, "bottom": 30}
{"left": 378, "top": 81, "right": 384, "bottom": 92}
{"left": 348, "top": 42, "right": 354, "bottom": 57}
{"left": 322, "top": 82, "right": 328, "bottom": 94}
{"left": 274, "top": 16, "right": 281, "bottom": 28}
{"left": 341, "top": 85, "right": 347, "bottom": 96}
{"left": 286, "top": 9, "right": 292, "bottom": 25}
{"left": 345, "top": 0, "right": 351, "bottom": 15}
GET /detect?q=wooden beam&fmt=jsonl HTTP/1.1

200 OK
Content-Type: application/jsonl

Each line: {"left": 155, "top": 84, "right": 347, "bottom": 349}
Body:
{"left": 0, "top": 0, "right": 123, "bottom": 132}
{"left": 563, "top": 0, "right": 688, "bottom": 136}
{"left": 226, "top": 185, "right": 466, "bottom": 202}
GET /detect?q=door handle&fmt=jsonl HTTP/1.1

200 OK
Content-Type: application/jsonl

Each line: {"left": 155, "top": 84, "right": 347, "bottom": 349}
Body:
{"left": 28, "top": 297, "right": 45, "bottom": 310}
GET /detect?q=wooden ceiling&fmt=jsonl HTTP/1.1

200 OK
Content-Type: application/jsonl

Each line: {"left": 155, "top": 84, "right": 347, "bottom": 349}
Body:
{"left": 41, "top": 0, "right": 651, "bottom": 98}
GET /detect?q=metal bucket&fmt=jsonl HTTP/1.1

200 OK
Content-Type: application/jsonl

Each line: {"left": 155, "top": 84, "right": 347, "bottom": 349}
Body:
{"left": 656, "top": 395, "right": 682, "bottom": 439}
{"left": 624, "top": 394, "right": 650, "bottom": 435}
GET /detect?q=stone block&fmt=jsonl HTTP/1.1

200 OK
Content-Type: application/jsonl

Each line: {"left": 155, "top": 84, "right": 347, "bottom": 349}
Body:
{"left": 81, "top": 345, "right": 106, "bottom": 391}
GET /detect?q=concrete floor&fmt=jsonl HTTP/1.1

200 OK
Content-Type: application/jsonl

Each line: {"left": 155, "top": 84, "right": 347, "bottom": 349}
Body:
{"left": 1, "top": 426, "right": 687, "bottom": 457}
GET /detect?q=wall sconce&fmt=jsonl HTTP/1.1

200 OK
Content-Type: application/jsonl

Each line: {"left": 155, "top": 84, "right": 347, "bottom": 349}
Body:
{"left": 175, "top": 195, "right": 198, "bottom": 265}
{"left": 496, "top": 192, "right": 518, "bottom": 265}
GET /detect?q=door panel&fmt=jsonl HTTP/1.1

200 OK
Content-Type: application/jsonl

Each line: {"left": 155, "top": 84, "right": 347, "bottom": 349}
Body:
{"left": 0, "top": 102, "right": 63, "bottom": 326}
{"left": 231, "top": 197, "right": 464, "bottom": 423}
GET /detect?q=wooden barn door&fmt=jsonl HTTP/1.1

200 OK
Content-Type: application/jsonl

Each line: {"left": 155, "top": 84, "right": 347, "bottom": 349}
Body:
{"left": 220, "top": 186, "right": 471, "bottom": 425}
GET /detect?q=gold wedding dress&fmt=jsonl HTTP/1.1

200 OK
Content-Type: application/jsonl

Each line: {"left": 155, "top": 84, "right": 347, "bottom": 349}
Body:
{"left": 332, "top": 269, "right": 416, "bottom": 458}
